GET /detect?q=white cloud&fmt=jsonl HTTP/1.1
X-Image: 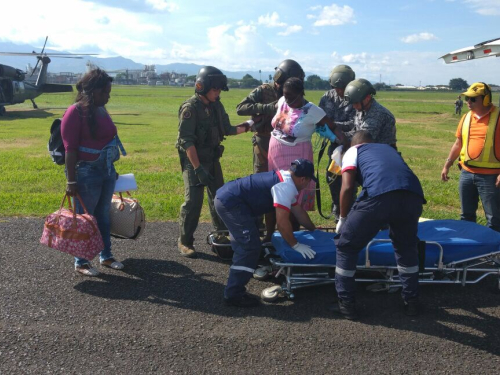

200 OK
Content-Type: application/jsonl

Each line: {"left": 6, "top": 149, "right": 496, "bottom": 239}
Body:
{"left": 308, "top": 4, "right": 356, "bottom": 27}
{"left": 258, "top": 12, "right": 286, "bottom": 27}
{"left": 257, "top": 11, "right": 303, "bottom": 37}
{"left": 342, "top": 52, "right": 369, "bottom": 64}
{"left": 278, "top": 25, "right": 303, "bottom": 36}
{"left": 162, "top": 23, "right": 287, "bottom": 70}
{"left": 145, "top": 0, "right": 179, "bottom": 12}
{"left": 464, "top": 0, "right": 500, "bottom": 16}
{"left": 2, "top": 0, "right": 162, "bottom": 59}
{"left": 400, "top": 32, "right": 438, "bottom": 43}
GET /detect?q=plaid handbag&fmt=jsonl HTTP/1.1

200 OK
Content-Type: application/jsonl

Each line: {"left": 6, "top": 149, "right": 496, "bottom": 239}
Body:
{"left": 40, "top": 194, "right": 104, "bottom": 259}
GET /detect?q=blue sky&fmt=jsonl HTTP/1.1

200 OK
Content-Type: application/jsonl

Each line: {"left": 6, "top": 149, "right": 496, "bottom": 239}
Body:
{"left": 2, "top": 0, "right": 500, "bottom": 85}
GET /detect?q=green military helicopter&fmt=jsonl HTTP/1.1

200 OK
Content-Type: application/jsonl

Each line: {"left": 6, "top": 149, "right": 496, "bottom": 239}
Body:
{"left": 0, "top": 37, "right": 95, "bottom": 116}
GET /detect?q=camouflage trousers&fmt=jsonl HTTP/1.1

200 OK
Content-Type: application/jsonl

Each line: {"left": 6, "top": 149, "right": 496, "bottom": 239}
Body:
{"left": 178, "top": 154, "right": 227, "bottom": 247}
{"left": 252, "top": 134, "right": 270, "bottom": 174}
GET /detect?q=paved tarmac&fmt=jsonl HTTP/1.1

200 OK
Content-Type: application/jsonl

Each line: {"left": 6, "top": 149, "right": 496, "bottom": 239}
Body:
{"left": 1, "top": 217, "right": 500, "bottom": 374}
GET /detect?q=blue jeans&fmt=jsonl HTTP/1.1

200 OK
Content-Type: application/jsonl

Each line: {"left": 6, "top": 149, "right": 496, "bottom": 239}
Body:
{"left": 73, "top": 159, "right": 117, "bottom": 267}
{"left": 459, "top": 170, "right": 500, "bottom": 232}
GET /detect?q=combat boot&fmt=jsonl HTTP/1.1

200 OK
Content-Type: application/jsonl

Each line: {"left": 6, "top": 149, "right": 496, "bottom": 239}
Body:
{"left": 404, "top": 298, "right": 419, "bottom": 317}
{"left": 329, "top": 299, "right": 358, "bottom": 320}
{"left": 178, "top": 242, "right": 196, "bottom": 258}
{"left": 224, "top": 293, "right": 260, "bottom": 307}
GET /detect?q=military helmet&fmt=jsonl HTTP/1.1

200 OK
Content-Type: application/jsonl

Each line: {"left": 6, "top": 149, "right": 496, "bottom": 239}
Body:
{"left": 344, "top": 79, "right": 376, "bottom": 104}
{"left": 273, "top": 59, "right": 305, "bottom": 85}
{"left": 195, "top": 66, "right": 229, "bottom": 95}
{"left": 329, "top": 65, "right": 355, "bottom": 89}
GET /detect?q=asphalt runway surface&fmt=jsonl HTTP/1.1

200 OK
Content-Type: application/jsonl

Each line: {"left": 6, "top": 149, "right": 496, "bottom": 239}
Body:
{"left": 1, "top": 218, "right": 500, "bottom": 374}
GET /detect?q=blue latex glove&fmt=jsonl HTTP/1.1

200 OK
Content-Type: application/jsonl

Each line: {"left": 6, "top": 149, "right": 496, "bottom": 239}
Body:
{"left": 315, "top": 124, "right": 337, "bottom": 142}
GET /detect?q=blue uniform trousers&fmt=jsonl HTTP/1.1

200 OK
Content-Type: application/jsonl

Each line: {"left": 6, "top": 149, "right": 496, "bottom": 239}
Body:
{"left": 334, "top": 190, "right": 423, "bottom": 303}
{"left": 214, "top": 197, "right": 262, "bottom": 299}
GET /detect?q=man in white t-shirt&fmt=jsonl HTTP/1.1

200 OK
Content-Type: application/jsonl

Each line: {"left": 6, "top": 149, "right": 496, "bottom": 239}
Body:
{"left": 215, "top": 158, "right": 318, "bottom": 307}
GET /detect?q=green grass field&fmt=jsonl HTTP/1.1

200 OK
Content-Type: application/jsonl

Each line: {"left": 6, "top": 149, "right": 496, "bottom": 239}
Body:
{"left": 0, "top": 86, "right": 480, "bottom": 225}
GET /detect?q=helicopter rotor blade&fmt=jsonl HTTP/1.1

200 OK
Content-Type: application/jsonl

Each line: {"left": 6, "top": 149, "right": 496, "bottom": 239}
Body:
{"left": 30, "top": 36, "right": 48, "bottom": 76}
{"left": 0, "top": 52, "right": 97, "bottom": 56}
{"left": 31, "top": 58, "right": 41, "bottom": 77}
{"left": 40, "top": 36, "right": 48, "bottom": 55}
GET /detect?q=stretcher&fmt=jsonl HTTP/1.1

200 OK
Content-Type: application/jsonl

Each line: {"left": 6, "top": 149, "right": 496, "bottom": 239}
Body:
{"left": 260, "top": 220, "right": 500, "bottom": 301}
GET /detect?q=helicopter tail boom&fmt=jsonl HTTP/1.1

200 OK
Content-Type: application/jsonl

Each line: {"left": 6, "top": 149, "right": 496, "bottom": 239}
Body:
{"left": 40, "top": 83, "right": 73, "bottom": 93}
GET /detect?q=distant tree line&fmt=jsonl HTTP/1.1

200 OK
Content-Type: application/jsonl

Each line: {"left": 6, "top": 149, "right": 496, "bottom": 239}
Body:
{"left": 187, "top": 74, "right": 494, "bottom": 92}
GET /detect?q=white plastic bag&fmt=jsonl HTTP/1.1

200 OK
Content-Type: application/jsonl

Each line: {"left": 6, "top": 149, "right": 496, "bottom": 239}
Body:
{"left": 328, "top": 145, "right": 343, "bottom": 175}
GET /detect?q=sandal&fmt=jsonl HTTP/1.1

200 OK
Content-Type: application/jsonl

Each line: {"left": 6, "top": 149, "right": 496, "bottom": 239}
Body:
{"left": 75, "top": 264, "right": 99, "bottom": 277}
{"left": 100, "top": 258, "right": 124, "bottom": 270}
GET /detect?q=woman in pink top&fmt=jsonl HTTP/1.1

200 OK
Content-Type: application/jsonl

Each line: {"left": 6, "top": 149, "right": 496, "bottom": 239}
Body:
{"left": 268, "top": 77, "right": 346, "bottom": 213}
{"left": 62, "top": 69, "right": 126, "bottom": 276}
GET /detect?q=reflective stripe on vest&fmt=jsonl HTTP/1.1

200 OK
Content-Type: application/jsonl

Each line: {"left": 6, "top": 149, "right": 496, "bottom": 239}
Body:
{"left": 460, "top": 107, "right": 500, "bottom": 169}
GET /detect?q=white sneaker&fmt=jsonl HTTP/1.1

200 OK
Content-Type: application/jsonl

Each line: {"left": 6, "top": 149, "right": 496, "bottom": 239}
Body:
{"left": 100, "top": 258, "right": 124, "bottom": 270}
{"left": 75, "top": 264, "right": 100, "bottom": 276}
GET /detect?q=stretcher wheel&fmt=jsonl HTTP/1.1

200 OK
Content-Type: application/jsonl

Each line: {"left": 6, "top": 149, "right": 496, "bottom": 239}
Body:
{"left": 261, "top": 285, "right": 282, "bottom": 302}
{"left": 253, "top": 265, "right": 272, "bottom": 281}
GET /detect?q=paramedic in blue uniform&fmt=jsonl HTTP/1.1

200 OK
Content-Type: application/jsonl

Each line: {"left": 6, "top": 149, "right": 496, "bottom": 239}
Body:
{"left": 333, "top": 131, "right": 425, "bottom": 319}
{"left": 215, "top": 159, "right": 318, "bottom": 307}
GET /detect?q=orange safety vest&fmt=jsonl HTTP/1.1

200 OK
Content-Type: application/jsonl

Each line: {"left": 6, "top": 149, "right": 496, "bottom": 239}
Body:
{"left": 460, "top": 107, "right": 500, "bottom": 169}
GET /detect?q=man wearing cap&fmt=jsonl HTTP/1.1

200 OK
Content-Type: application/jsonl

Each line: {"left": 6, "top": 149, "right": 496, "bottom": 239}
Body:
{"left": 176, "top": 66, "right": 252, "bottom": 258}
{"left": 442, "top": 82, "right": 500, "bottom": 232}
{"left": 215, "top": 158, "right": 318, "bottom": 307}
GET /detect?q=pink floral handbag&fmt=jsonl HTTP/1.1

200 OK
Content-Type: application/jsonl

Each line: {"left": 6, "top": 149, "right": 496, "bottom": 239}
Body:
{"left": 40, "top": 194, "right": 104, "bottom": 260}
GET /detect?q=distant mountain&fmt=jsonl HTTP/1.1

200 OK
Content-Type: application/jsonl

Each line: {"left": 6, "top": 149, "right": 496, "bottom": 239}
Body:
{"left": 0, "top": 40, "right": 294, "bottom": 80}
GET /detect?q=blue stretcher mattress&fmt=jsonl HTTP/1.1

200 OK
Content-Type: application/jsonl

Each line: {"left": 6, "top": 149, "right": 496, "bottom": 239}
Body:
{"left": 271, "top": 220, "right": 500, "bottom": 267}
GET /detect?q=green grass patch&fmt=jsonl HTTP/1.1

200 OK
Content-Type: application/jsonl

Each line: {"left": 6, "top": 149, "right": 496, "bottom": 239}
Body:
{"left": 0, "top": 87, "right": 482, "bottom": 224}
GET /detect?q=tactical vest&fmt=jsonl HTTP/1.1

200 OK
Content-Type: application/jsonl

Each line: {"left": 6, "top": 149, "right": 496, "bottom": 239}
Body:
{"left": 257, "top": 84, "right": 279, "bottom": 136}
{"left": 460, "top": 107, "right": 500, "bottom": 169}
{"left": 177, "top": 95, "right": 225, "bottom": 160}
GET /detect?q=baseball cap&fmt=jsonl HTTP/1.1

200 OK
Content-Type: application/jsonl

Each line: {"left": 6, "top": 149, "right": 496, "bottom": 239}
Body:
{"left": 290, "top": 158, "right": 318, "bottom": 182}
{"left": 462, "top": 82, "right": 488, "bottom": 97}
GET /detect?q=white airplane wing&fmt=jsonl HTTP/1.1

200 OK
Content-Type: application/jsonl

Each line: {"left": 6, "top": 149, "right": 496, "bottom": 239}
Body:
{"left": 440, "top": 38, "right": 500, "bottom": 64}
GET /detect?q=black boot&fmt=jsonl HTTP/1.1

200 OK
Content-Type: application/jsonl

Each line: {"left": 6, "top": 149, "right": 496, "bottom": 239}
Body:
{"left": 329, "top": 299, "right": 358, "bottom": 320}
{"left": 224, "top": 293, "right": 260, "bottom": 307}
{"left": 404, "top": 298, "right": 419, "bottom": 316}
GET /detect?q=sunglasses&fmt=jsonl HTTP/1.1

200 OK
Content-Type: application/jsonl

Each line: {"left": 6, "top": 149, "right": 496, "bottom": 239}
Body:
{"left": 465, "top": 96, "right": 477, "bottom": 103}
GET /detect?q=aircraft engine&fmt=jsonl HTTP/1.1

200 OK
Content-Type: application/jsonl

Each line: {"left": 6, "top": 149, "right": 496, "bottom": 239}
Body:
{"left": 0, "top": 64, "right": 25, "bottom": 81}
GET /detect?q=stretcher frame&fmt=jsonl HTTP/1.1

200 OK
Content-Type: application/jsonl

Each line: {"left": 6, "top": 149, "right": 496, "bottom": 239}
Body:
{"left": 265, "top": 238, "right": 500, "bottom": 300}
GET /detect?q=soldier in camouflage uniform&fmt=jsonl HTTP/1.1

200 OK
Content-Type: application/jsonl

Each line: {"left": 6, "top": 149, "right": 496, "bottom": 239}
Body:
{"left": 344, "top": 79, "right": 397, "bottom": 148}
{"left": 236, "top": 59, "right": 305, "bottom": 174}
{"left": 319, "top": 65, "right": 357, "bottom": 220}
{"left": 176, "top": 66, "right": 251, "bottom": 258}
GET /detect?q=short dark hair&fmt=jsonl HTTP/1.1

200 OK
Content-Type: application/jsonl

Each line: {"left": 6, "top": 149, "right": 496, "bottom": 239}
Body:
{"left": 283, "top": 77, "right": 304, "bottom": 96}
{"left": 351, "top": 130, "right": 374, "bottom": 146}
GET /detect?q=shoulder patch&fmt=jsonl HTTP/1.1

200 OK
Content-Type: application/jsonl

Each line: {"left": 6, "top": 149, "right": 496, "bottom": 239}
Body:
{"left": 182, "top": 109, "right": 192, "bottom": 119}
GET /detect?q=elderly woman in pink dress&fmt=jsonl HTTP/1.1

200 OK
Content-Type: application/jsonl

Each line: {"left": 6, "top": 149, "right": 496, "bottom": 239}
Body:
{"left": 268, "top": 77, "right": 347, "bottom": 212}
